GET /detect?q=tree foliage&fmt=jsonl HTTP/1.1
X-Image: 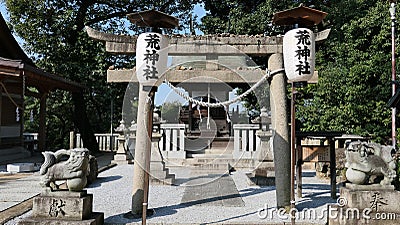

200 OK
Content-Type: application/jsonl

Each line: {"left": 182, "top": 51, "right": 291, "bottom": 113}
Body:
{"left": 160, "top": 101, "right": 181, "bottom": 123}
{"left": 3, "top": 0, "right": 199, "bottom": 151}
{"left": 297, "top": 1, "right": 394, "bottom": 143}
{"left": 201, "top": 0, "right": 397, "bottom": 143}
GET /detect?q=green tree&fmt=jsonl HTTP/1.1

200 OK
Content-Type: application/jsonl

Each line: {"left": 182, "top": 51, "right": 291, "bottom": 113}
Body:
{"left": 297, "top": 1, "right": 394, "bottom": 143}
{"left": 4, "top": 0, "right": 199, "bottom": 152}
{"left": 161, "top": 101, "right": 182, "bottom": 123}
{"left": 201, "top": 0, "right": 293, "bottom": 35}
{"left": 201, "top": 0, "right": 396, "bottom": 143}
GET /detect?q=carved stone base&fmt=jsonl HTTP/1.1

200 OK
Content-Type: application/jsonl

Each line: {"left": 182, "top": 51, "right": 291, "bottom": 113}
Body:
{"left": 111, "top": 136, "right": 134, "bottom": 164}
{"left": 254, "top": 161, "right": 275, "bottom": 177}
{"left": 328, "top": 185, "right": 400, "bottom": 225}
{"left": 252, "top": 130, "right": 275, "bottom": 186}
{"left": 111, "top": 154, "right": 134, "bottom": 164}
{"left": 18, "top": 190, "right": 103, "bottom": 225}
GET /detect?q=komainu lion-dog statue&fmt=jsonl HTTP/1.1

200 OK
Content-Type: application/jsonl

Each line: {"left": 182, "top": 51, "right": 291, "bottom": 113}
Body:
{"left": 345, "top": 141, "right": 397, "bottom": 185}
{"left": 39, "top": 148, "right": 90, "bottom": 191}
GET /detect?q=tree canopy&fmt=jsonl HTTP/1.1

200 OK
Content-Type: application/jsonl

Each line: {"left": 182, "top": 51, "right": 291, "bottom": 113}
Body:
{"left": 3, "top": 0, "right": 200, "bottom": 151}
{"left": 202, "top": 0, "right": 397, "bottom": 144}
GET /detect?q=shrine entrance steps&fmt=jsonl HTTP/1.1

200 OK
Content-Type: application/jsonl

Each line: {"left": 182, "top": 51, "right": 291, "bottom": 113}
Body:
{"left": 176, "top": 137, "right": 255, "bottom": 173}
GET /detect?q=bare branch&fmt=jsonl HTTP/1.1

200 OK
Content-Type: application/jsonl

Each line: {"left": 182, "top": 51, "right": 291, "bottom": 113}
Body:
{"left": 85, "top": 11, "right": 131, "bottom": 27}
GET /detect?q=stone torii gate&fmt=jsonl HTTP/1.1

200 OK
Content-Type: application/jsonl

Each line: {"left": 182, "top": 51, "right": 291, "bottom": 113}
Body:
{"left": 86, "top": 25, "right": 330, "bottom": 213}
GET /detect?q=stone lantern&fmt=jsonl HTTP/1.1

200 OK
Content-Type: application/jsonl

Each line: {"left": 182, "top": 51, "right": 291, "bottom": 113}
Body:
{"left": 111, "top": 119, "right": 133, "bottom": 164}
{"left": 251, "top": 108, "right": 274, "bottom": 185}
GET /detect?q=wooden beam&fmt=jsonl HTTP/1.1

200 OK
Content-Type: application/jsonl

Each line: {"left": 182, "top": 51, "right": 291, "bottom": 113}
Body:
{"left": 38, "top": 92, "right": 47, "bottom": 152}
{"left": 296, "top": 137, "right": 303, "bottom": 198}
{"left": 107, "top": 68, "right": 265, "bottom": 84}
{"left": 329, "top": 137, "right": 337, "bottom": 199}
{"left": 107, "top": 67, "right": 319, "bottom": 85}
{"left": 86, "top": 26, "right": 330, "bottom": 56}
{"left": 0, "top": 85, "right": 2, "bottom": 145}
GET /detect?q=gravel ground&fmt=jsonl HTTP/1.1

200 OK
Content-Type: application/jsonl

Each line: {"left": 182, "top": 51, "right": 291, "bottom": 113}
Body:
{"left": 89, "top": 165, "right": 337, "bottom": 224}
{"left": 5, "top": 164, "right": 338, "bottom": 224}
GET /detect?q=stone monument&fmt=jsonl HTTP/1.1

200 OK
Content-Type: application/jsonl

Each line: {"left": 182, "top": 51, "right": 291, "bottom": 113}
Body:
{"left": 329, "top": 141, "right": 400, "bottom": 225}
{"left": 19, "top": 148, "right": 104, "bottom": 225}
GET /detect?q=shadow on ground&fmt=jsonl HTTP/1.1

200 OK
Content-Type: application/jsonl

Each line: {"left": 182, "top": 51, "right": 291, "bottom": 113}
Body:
{"left": 88, "top": 175, "right": 122, "bottom": 188}
{"left": 105, "top": 176, "right": 272, "bottom": 223}
{"left": 296, "top": 183, "right": 337, "bottom": 211}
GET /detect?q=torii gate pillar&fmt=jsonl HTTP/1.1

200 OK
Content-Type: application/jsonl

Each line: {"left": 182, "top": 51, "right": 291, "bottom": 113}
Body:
{"left": 268, "top": 53, "right": 291, "bottom": 209}
{"left": 131, "top": 84, "right": 156, "bottom": 216}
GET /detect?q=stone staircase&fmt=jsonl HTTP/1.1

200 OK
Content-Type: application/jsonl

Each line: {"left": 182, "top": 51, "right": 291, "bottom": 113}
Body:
{"left": 183, "top": 137, "right": 255, "bottom": 173}
{"left": 150, "top": 157, "right": 176, "bottom": 185}
{"left": 150, "top": 133, "right": 176, "bottom": 185}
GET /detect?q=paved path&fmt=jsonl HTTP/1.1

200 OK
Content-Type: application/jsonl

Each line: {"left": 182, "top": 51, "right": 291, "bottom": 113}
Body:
{"left": 181, "top": 174, "right": 245, "bottom": 207}
{"left": 3, "top": 157, "right": 338, "bottom": 224}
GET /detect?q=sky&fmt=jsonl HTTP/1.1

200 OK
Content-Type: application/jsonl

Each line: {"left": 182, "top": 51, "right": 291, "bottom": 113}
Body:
{"left": 0, "top": 2, "right": 6, "bottom": 17}
{"left": 155, "top": 3, "right": 206, "bottom": 106}
{"left": 0, "top": 3, "right": 245, "bottom": 111}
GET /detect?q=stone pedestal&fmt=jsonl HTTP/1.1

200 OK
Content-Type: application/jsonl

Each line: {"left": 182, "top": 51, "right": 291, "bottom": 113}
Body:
{"left": 328, "top": 184, "right": 400, "bottom": 225}
{"left": 19, "top": 190, "right": 103, "bottom": 225}
{"left": 150, "top": 133, "right": 175, "bottom": 185}
{"left": 111, "top": 135, "right": 133, "bottom": 164}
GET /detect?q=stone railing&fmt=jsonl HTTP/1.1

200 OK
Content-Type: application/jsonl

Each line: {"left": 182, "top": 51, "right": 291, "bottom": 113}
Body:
{"left": 159, "top": 124, "right": 186, "bottom": 159}
{"left": 23, "top": 132, "right": 38, "bottom": 141}
{"left": 76, "top": 133, "right": 119, "bottom": 151}
{"left": 73, "top": 123, "right": 262, "bottom": 160}
{"left": 233, "top": 124, "right": 260, "bottom": 159}
{"left": 23, "top": 132, "right": 38, "bottom": 151}
{"left": 74, "top": 123, "right": 186, "bottom": 158}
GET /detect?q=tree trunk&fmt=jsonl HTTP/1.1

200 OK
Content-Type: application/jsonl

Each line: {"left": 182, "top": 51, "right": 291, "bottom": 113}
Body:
{"left": 72, "top": 91, "right": 99, "bottom": 154}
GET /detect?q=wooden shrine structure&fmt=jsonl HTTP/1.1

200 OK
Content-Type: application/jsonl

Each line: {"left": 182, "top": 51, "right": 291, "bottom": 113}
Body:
{"left": 0, "top": 13, "right": 83, "bottom": 162}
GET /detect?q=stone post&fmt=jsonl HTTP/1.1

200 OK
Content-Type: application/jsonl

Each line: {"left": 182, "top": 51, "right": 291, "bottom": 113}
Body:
{"left": 131, "top": 84, "right": 155, "bottom": 216}
{"left": 268, "top": 53, "right": 291, "bottom": 209}
{"left": 69, "top": 131, "right": 75, "bottom": 149}
{"left": 38, "top": 91, "right": 48, "bottom": 151}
